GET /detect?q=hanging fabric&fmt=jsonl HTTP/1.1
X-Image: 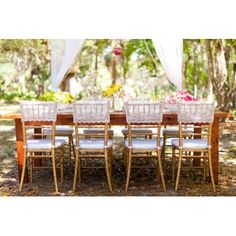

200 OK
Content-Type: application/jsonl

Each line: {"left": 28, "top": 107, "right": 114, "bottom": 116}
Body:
{"left": 50, "top": 39, "right": 84, "bottom": 90}
{"left": 152, "top": 38, "right": 183, "bottom": 90}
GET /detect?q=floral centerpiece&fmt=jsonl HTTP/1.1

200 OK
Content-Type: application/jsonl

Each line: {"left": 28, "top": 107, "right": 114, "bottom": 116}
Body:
{"left": 102, "top": 83, "right": 122, "bottom": 97}
{"left": 39, "top": 91, "right": 74, "bottom": 112}
{"left": 165, "top": 90, "right": 197, "bottom": 112}
{"left": 165, "top": 90, "right": 197, "bottom": 103}
{"left": 102, "top": 84, "right": 124, "bottom": 110}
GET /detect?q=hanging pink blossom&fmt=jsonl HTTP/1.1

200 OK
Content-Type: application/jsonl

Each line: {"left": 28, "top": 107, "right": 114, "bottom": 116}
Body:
{"left": 113, "top": 47, "right": 122, "bottom": 56}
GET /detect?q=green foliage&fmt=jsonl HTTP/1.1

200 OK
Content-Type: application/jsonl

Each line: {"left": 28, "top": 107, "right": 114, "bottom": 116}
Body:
{"left": 232, "top": 109, "right": 236, "bottom": 119}
{"left": 123, "top": 39, "right": 159, "bottom": 76}
{"left": 0, "top": 39, "right": 50, "bottom": 102}
{"left": 39, "top": 91, "right": 74, "bottom": 103}
{"left": 74, "top": 92, "right": 83, "bottom": 101}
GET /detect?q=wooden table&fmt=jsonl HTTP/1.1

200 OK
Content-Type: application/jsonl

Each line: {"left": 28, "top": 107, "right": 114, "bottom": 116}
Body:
{"left": 0, "top": 111, "right": 230, "bottom": 184}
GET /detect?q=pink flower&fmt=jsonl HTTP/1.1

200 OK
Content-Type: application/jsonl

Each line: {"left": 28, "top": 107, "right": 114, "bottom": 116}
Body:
{"left": 166, "top": 90, "right": 198, "bottom": 103}
{"left": 113, "top": 47, "right": 122, "bottom": 56}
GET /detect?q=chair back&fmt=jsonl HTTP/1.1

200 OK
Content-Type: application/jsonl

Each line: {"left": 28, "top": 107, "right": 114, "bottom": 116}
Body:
{"left": 125, "top": 101, "right": 163, "bottom": 124}
{"left": 73, "top": 101, "right": 110, "bottom": 124}
{"left": 20, "top": 101, "right": 58, "bottom": 149}
{"left": 177, "top": 101, "right": 215, "bottom": 124}
{"left": 83, "top": 98, "right": 113, "bottom": 110}
{"left": 20, "top": 101, "right": 58, "bottom": 122}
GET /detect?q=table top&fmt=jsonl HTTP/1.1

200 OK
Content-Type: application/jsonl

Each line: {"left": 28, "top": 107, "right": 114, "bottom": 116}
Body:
{"left": 0, "top": 111, "right": 231, "bottom": 120}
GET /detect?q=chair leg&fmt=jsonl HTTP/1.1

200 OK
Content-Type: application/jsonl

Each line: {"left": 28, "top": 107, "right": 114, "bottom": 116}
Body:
{"left": 125, "top": 149, "right": 132, "bottom": 192}
{"left": 104, "top": 149, "right": 112, "bottom": 192}
{"left": 157, "top": 149, "right": 166, "bottom": 192}
{"left": 71, "top": 137, "right": 76, "bottom": 162}
{"left": 108, "top": 148, "right": 113, "bottom": 184}
{"left": 203, "top": 157, "right": 206, "bottom": 182}
{"left": 29, "top": 157, "right": 33, "bottom": 183}
{"left": 68, "top": 136, "right": 72, "bottom": 165}
{"left": 175, "top": 149, "right": 183, "bottom": 191}
{"left": 52, "top": 151, "right": 59, "bottom": 193}
{"left": 60, "top": 148, "right": 64, "bottom": 184}
{"left": 73, "top": 150, "right": 79, "bottom": 192}
{"left": 162, "top": 135, "right": 166, "bottom": 166}
{"left": 172, "top": 147, "right": 176, "bottom": 183}
{"left": 19, "top": 150, "right": 27, "bottom": 192}
{"left": 208, "top": 148, "right": 216, "bottom": 192}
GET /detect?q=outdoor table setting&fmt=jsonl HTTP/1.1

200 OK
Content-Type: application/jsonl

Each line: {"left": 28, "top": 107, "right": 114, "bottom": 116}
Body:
{"left": 0, "top": 38, "right": 234, "bottom": 196}
{"left": 0, "top": 99, "right": 230, "bottom": 186}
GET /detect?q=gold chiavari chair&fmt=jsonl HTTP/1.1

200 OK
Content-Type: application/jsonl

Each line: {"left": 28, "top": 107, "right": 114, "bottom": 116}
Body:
{"left": 124, "top": 101, "right": 166, "bottom": 192}
{"left": 19, "top": 101, "right": 65, "bottom": 193}
{"left": 172, "top": 101, "right": 216, "bottom": 192}
{"left": 72, "top": 101, "right": 113, "bottom": 192}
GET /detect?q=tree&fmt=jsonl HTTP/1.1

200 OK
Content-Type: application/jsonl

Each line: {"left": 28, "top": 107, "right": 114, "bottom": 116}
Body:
{"left": 0, "top": 39, "right": 50, "bottom": 101}
{"left": 205, "top": 39, "right": 233, "bottom": 111}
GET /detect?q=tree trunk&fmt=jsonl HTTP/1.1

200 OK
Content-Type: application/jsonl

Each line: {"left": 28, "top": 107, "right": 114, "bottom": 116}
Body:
{"left": 232, "top": 62, "right": 236, "bottom": 108}
{"left": 192, "top": 42, "right": 198, "bottom": 98}
{"left": 111, "top": 57, "right": 116, "bottom": 85}
{"left": 60, "top": 72, "right": 75, "bottom": 91}
{"left": 94, "top": 50, "right": 98, "bottom": 87}
{"left": 205, "top": 39, "right": 215, "bottom": 102}
{"left": 214, "top": 40, "right": 232, "bottom": 111}
{"left": 205, "top": 39, "right": 232, "bottom": 111}
{"left": 120, "top": 40, "right": 126, "bottom": 83}
{"left": 183, "top": 53, "right": 191, "bottom": 90}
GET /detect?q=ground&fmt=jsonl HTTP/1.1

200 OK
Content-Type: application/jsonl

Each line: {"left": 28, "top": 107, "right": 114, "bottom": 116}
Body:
{"left": 0, "top": 104, "right": 236, "bottom": 196}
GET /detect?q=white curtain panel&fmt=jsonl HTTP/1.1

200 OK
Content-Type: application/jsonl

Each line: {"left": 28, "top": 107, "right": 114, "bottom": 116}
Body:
{"left": 50, "top": 39, "right": 84, "bottom": 90}
{"left": 152, "top": 38, "right": 183, "bottom": 90}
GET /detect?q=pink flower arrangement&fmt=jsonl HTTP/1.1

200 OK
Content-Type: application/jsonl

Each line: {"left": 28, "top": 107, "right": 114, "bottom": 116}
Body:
{"left": 165, "top": 90, "right": 198, "bottom": 104}
{"left": 113, "top": 47, "right": 122, "bottom": 56}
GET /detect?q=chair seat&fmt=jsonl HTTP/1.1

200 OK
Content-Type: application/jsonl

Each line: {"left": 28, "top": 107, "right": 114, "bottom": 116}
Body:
{"left": 171, "top": 139, "right": 210, "bottom": 149}
{"left": 83, "top": 128, "right": 114, "bottom": 136}
{"left": 55, "top": 136, "right": 70, "bottom": 143}
{"left": 125, "top": 138, "right": 163, "bottom": 150}
{"left": 162, "top": 127, "right": 193, "bottom": 136}
{"left": 74, "top": 139, "right": 113, "bottom": 149}
{"left": 26, "top": 139, "right": 66, "bottom": 150}
{"left": 122, "top": 128, "right": 153, "bottom": 136}
{"left": 43, "top": 126, "right": 74, "bottom": 136}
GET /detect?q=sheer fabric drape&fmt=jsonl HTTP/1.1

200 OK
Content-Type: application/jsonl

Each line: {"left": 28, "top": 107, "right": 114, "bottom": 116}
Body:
{"left": 50, "top": 39, "right": 84, "bottom": 90}
{"left": 152, "top": 38, "right": 183, "bottom": 90}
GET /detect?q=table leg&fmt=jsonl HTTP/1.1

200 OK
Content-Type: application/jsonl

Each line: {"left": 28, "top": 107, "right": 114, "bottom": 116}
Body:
{"left": 211, "top": 118, "right": 219, "bottom": 184}
{"left": 15, "top": 119, "right": 28, "bottom": 183}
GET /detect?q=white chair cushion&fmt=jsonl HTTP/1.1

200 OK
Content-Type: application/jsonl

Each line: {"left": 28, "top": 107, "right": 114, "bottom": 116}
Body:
{"left": 162, "top": 127, "right": 193, "bottom": 136}
{"left": 83, "top": 128, "right": 114, "bottom": 136}
{"left": 171, "top": 139, "right": 209, "bottom": 149}
{"left": 55, "top": 136, "right": 69, "bottom": 143}
{"left": 74, "top": 139, "right": 113, "bottom": 149}
{"left": 43, "top": 126, "right": 74, "bottom": 136}
{"left": 122, "top": 128, "right": 153, "bottom": 135}
{"left": 26, "top": 139, "right": 65, "bottom": 150}
{"left": 125, "top": 138, "right": 163, "bottom": 149}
